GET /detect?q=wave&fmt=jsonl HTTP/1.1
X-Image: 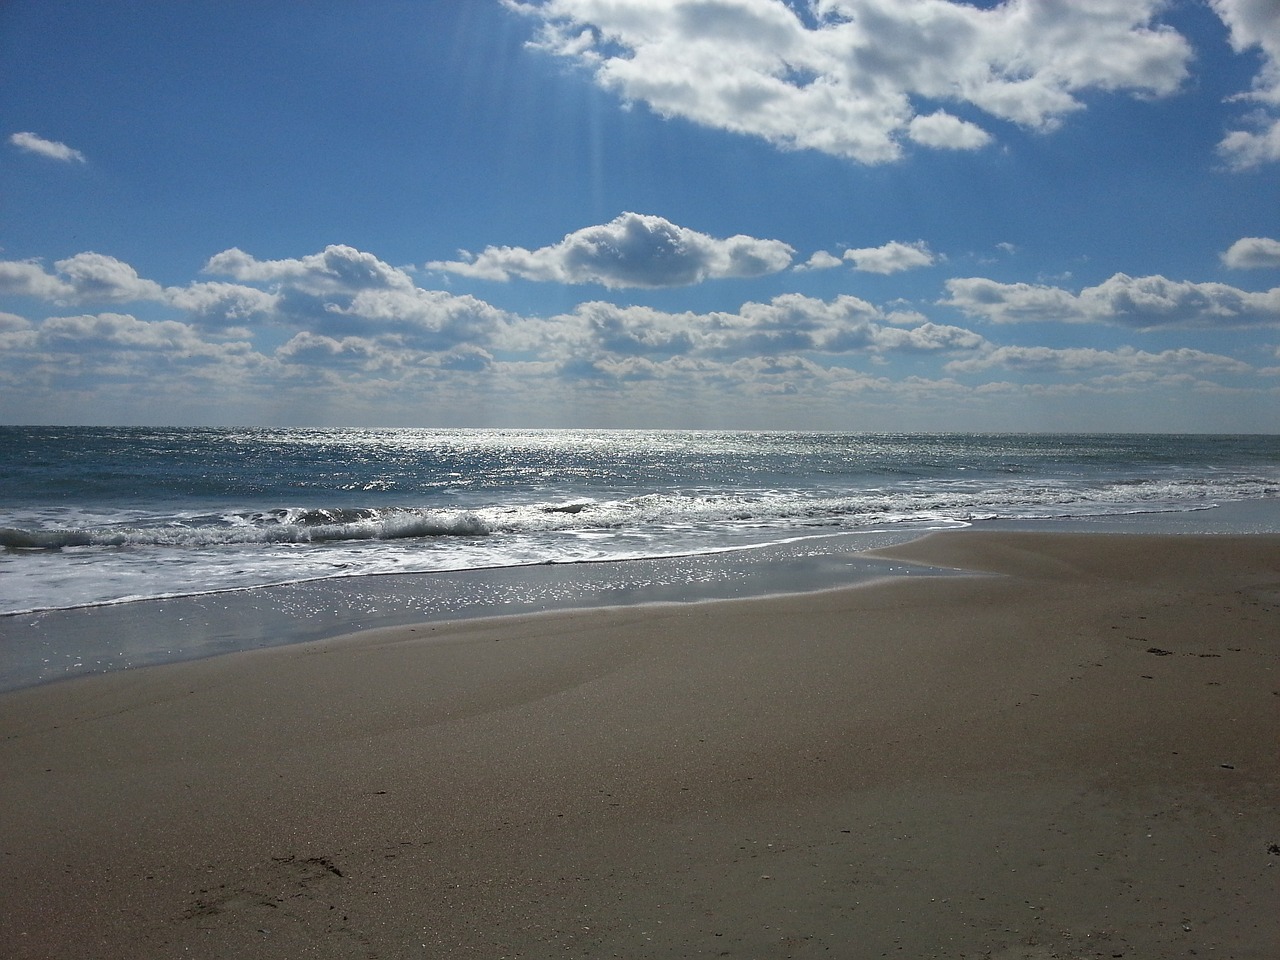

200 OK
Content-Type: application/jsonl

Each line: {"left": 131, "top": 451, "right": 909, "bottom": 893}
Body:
{"left": 2, "top": 473, "right": 1275, "bottom": 553}
{"left": 0, "top": 509, "right": 491, "bottom": 551}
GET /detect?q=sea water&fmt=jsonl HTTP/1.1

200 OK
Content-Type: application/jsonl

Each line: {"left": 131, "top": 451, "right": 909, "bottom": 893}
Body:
{"left": 1, "top": 428, "right": 1277, "bottom": 688}
{"left": 3, "top": 427, "right": 1279, "bottom": 615}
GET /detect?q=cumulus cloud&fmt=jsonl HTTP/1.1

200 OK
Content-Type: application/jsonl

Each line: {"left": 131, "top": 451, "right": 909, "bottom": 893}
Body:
{"left": 1222, "top": 236, "right": 1280, "bottom": 268}
{"left": 1211, "top": 0, "right": 1280, "bottom": 104}
{"left": 795, "top": 250, "right": 843, "bottom": 271}
{"left": 1218, "top": 117, "right": 1280, "bottom": 169}
{"left": 427, "top": 213, "right": 794, "bottom": 288}
{"left": 0, "top": 312, "right": 36, "bottom": 351}
{"left": 0, "top": 253, "right": 165, "bottom": 304}
{"left": 947, "top": 344, "right": 1256, "bottom": 375}
{"left": 37, "top": 312, "right": 255, "bottom": 364}
{"left": 907, "top": 111, "right": 992, "bottom": 150}
{"left": 844, "top": 240, "right": 936, "bottom": 274}
{"left": 54, "top": 253, "right": 166, "bottom": 303}
{"left": 276, "top": 332, "right": 393, "bottom": 370}
{"left": 8, "top": 131, "right": 86, "bottom": 163}
{"left": 0, "top": 259, "right": 75, "bottom": 300}
{"left": 1211, "top": 0, "right": 1280, "bottom": 168}
{"left": 325, "top": 288, "right": 512, "bottom": 351}
{"left": 944, "top": 273, "right": 1280, "bottom": 328}
{"left": 197, "top": 243, "right": 516, "bottom": 355}
{"left": 205, "top": 245, "right": 416, "bottom": 295}
{"left": 507, "top": 0, "right": 1192, "bottom": 164}
{"left": 164, "top": 282, "right": 280, "bottom": 325}
{"left": 527, "top": 292, "right": 986, "bottom": 363}
{"left": 0, "top": 251, "right": 291, "bottom": 330}
{"left": 5, "top": 239, "right": 1271, "bottom": 427}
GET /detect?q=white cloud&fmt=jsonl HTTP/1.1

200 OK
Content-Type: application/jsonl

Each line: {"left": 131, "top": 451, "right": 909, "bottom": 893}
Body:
{"left": 508, "top": 0, "right": 1192, "bottom": 164}
{"left": 37, "top": 313, "right": 255, "bottom": 364}
{"left": 427, "top": 212, "right": 794, "bottom": 288}
{"left": 1210, "top": 0, "right": 1280, "bottom": 168}
{"left": 164, "top": 282, "right": 280, "bottom": 324}
{"left": 844, "top": 240, "right": 936, "bottom": 274}
{"left": 8, "top": 131, "right": 86, "bottom": 163}
{"left": 0, "top": 259, "right": 75, "bottom": 300}
{"left": 795, "top": 250, "right": 843, "bottom": 271}
{"left": 947, "top": 344, "right": 1256, "bottom": 375}
{"left": 907, "top": 111, "right": 992, "bottom": 150}
{"left": 5, "top": 239, "right": 1273, "bottom": 429}
{"left": 276, "top": 332, "right": 395, "bottom": 370}
{"left": 944, "top": 273, "right": 1280, "bottom": 328}
{"left": 0, "top": 312, "right": 36, "bottom": 351}
{"left": 1222, "top": 236, "right": 1280, "bottom": 268}
{"left": 326, "top": 288, "right": 512, "bottom": 350}
{"left": 1210, "top": 0, "right": 1280, "bottom": 104}
{"left": 204, "top": 245, "right": 416, "bottom": 295}
{"left": 198, "top": 244, "right": 516, "bottom": 353}
{"left": 525, "top": 292, "right": 986, "bottom": 363}
{"left": 54, "top": 253, "right": 165, "bottom": 303}
{"left": 1217, "top": 115, "right": 1280, "bottom": 170}
{"left": 0, "top": 253, "right": 165, "bottom": 304}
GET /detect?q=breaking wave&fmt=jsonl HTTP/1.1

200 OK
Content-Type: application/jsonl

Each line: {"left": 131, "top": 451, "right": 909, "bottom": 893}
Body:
{"left": 3, "top": 471, "right": 1274, "bottom": 554}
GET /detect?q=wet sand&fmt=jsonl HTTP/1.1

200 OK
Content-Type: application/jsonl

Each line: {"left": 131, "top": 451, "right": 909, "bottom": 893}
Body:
{"left": 1, "top": 530, "right": 1277, "bottom": 958}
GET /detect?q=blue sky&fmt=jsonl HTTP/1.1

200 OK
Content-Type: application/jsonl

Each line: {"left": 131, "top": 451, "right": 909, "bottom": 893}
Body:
{"left": 2, "top": 0, "right": 1278, "bottom": 431}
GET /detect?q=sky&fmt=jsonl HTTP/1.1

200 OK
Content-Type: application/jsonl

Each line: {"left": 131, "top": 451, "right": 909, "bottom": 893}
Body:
{"left": 2, "top": 0, "right": 1279, "bottom": 432}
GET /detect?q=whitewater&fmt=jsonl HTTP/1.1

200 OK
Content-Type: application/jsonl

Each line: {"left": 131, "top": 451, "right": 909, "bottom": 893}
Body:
{"left": 2, "top": 427, "right": 1278, "bottom": 617}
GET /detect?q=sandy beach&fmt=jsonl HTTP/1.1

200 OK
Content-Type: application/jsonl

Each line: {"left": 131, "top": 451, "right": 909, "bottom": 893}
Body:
{"left": 1, "top": 530, "right": 1277, "bottom": 959}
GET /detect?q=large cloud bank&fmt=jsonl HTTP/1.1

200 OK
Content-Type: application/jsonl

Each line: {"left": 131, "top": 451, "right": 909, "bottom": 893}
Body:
{"left": 2, "top": 225, "right": 1276, "bottom": 426}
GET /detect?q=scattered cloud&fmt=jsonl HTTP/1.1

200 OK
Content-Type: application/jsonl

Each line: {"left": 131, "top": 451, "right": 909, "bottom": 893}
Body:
{"left": 205, "top": 245, "right": 416, "bottom": 295}
{"left": 1210, "top": 0, "right": 1280, "bottom": 169}
{"left": 944, "top": 273, "right": 1280, "bottom": 328}
{"left": 0, "top": 312, "right": 36, "bottom": 352}
{"left": 0, "top": 253, "right": 164, "bottom": 304}
{"left": 0, "top": 253, "right": 289, "bottom": 331}
{"left": 53, "top": 253, "right": 166, "bottom": 303}
{"left": 202, "top": 244, "right": 513, "bottom": 351}
{"left": 947, "top": 344, "right": 1256, "bottom": 375}
{"left": 427, "top": 213, "right": 795, "bottom": 288}
{"left": 3, "top": 239, "right": 1275, "bottom": 426}
{"left": 8, "top": 131, "right": 87, "bottom": 163}
{"left": 1218, "top": 114, "right": 1280, "bottom": 169}
{"left": 0, "top": 259, "right": 75, "bottom": 301}
{"left": 1209, "top": 0, "right": 1280, "bottom": 105}
{"left": 795, "top": 250, "right": 843, "bottom": 271}
{"left": 1222, "top": 236, "right": 1280, "bottom": 268}
{"left": 907, "top": 111, "right": 992, "bottom": 151}
{"left": 844, "top": 240, "right": 937, "bottom": 274}
{"left": 37, "top": 312, "right": 256, "bottom": 365}
{"left": 508, "top": 0, "right": 1192, "bottom": 164}
{"left": 164, "top": 282, "right": 280, "bottom": 326}
{"left": 515, "top": 293, "right": 986, "bottom": 363}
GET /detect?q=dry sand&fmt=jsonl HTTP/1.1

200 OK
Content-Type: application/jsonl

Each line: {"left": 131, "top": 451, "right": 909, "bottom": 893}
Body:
{"left": 1, "top": 531, "right": 1277, "bottom": 959}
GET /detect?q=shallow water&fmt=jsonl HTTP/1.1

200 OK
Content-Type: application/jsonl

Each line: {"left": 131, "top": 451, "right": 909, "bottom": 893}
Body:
{"left": 3, "top": 500, "right": 1278, "bottom": 692}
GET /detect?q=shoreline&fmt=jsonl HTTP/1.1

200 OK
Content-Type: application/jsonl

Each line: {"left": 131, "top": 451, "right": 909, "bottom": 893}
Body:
{"left": 4, "top": 497, "right": 1279, "bottom": 693}
{"left": 2, "top": 528, "right": 1277, "bottom": 958}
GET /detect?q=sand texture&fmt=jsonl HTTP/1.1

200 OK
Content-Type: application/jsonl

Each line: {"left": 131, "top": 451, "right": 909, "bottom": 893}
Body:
{"left": 1, "top": 531, "right": 1277, "bottom": 958}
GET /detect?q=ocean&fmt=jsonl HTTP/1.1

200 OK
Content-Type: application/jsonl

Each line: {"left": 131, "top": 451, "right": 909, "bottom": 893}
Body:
{"left": 2, "top": 427, "right": 1278, "bottom": 688}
